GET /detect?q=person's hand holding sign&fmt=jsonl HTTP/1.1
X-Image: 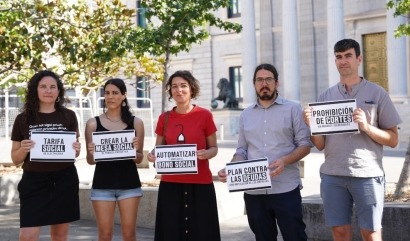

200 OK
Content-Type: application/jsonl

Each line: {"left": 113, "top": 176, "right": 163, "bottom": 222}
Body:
{"left": 303, "top": 106, "right": 313, "bottom": 127}
{"left": 197, "top": 148, "right": 216, "bottom": 160}
{"left": 87, "top": 142, "right": 95, "bottom": 155}
{"left": 217, "top": 168, "right": 227, "bottom": 183}
{"left": 352, "top": 108, "right": 368, "bottom": 132}
{"left": 132, "top": 136, "right": 144, "bottom": 164}
{"left": 268, "top": 158, "right": 285, "bottom": 177}
{"left": 21, "top": 139, "right": 35, "bottom": 153}
{"left": 218, "top": 153, "right": 245, "bottom": 183}
{"left": 147, "top": 151, "right": 156, "bottom": 166}
{"left": 73, "top": 140, "right": 81, "bottom": 158}
{"left": 86, "top": 142, "right": 96, "bottom": 165}
{"left": 132, "top": 136, "right": 139, "bottom": 149}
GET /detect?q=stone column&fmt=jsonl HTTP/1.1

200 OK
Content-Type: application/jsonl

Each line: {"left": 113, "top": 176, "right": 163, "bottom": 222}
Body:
{"left": 241, "top": 0, "right": 257, "bottom": 107}
{"left": 327, "top": 0, "right": 345, "bottom": 87}
{"left": 387, "top": 6, "right": 408, "bottom": 98}
{"left": 282, "top": 0, "right": 300, "bottom": 101}
{"left": 259, "top": 0, "right": 273, "bottom": 64}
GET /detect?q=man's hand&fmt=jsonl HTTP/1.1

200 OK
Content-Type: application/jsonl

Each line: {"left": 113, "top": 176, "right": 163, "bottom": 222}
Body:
{"left": 217, "top": 168, "right": 227, "bottom": 183}
{"left": 303, "top": 107, "right": 313, "bottom": 127}
{"left": 353, "top": 108, "right": 369, "bottom": 132}
{"left": 268, "top": 159, "right": 285, "bottom": 177}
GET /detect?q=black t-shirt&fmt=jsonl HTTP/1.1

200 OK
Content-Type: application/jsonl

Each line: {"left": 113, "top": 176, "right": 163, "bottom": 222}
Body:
{"left": 91, "top": 116, "right": 141, "bottom": 189}
{"left": 11, "top": 108, "right": 79, "bottom": 172}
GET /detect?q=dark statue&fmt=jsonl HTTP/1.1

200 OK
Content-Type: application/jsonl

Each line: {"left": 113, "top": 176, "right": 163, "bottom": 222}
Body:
{"left": 211, "top": 78, "right": 238, "bottom": 109}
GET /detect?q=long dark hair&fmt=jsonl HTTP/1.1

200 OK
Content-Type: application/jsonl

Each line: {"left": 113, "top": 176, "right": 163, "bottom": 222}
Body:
{"left": 23, "top": 70, "right": 66, "bottom": 124}
{"left": 103, "top": 78, "right": 133, "bottom": 126}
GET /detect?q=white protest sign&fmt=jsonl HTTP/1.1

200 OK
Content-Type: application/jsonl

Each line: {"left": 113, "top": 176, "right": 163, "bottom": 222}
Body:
{"left": 30, "top": 131, "right": 76, "bottom": 162}
{"left": 309, "top": 99, "right": 359, "bottom": 135}
{"left": 155, "top": 144, "right": 198, "bottom": 174}
{"left": 92, "top": 130, "right": 136, "bottom": 162}
{"left": 226, "top": 158, "right": 271, "bottom": 192}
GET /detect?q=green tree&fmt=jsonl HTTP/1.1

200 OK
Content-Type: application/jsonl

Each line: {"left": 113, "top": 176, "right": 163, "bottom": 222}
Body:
{"left": 387, "top": 0, "right": 410, "bottom": 37}
{"left": 0, "top": 0, "right": 162, "bottom": 93}
{"left": 139, "top": 0, "right": 242, "bottom": 113}
{"left": 387, "top": 0, "right": 410, "bottom": 199}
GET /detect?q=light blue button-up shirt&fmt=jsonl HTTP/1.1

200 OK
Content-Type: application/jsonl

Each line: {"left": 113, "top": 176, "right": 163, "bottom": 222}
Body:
{"left": 235, "top": 96, "right": 312, "bottom": 194}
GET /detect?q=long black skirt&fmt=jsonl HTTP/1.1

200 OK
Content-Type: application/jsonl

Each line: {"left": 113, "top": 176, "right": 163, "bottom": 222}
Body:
{"left": 18, "top": 165, "right": 80, "bottom": 227}
{"left": 154, "top": 181, "right": 221, "bottom": 241}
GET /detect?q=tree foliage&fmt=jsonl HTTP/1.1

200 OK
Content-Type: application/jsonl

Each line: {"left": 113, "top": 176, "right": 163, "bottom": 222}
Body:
{"left": 139, "top": 0, "right": 242, "bottom": 112}
{"left": 387, "top": 0, "right": 410, "bottom": 37}
{"left": 0, "top": 0, "right": 242, "bottom": 109}
{"left": 387, "top": 0, "right": 410, "bottom": 199}
{"left": 0, "top": 0, "right": 163, "bottom": 92}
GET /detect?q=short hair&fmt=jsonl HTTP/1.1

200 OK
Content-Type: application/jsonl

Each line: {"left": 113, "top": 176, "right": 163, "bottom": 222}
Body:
{"left": 334, "top": 39, "right": 361, "bottom": 57}
{"left": 166, "top": 70, "right": 200, "bottom": 101}
{"left": 252, "top": 63, "right": 279, "bottom": 84}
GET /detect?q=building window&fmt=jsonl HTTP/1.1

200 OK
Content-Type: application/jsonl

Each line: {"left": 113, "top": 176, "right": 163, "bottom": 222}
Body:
{"left": 229, "top": 66, "right": 243, "bottom": 102}
{"left": 136, "top": 76, "right": 151, "bottom": 108}
{"left": 136, "top": 0, "right": 146, "bottom": 28}
{"left": 227, "top": 0, "right": 241, "bottom": 18}
{"left": 0, "top": 88, "right": 21, "bottom": 117}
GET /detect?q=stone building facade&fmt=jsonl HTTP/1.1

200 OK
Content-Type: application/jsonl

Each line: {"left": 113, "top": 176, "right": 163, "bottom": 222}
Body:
{"left": 141, "top": 0, "right": 409, "bottom": 149}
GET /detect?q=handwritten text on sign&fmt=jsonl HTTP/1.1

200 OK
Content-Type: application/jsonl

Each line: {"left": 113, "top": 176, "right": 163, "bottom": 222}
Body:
{"left": 155, "top": 144, "right": 197, "bottom": 174}
{"left": 92, "top": 130, "right": 135, "bottom": 162}
{"left": 309, "top": 99, "right": 358, "bottom": 135}
{"left": 226, "top": 158, "right": 271, "bottom": 192}
{"left": 30, "top": 131, "right": 76, "bottom": 162}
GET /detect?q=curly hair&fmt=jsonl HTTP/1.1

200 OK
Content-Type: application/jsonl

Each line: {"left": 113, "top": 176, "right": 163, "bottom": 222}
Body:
{"left": 103, "top": 78, "right": 134, "bottom": 126}
{"left": 165, "top": 70, "right": 200, "bottom": 101}
{"left": 23, "top": 70, "right": 66, "bottom": 124}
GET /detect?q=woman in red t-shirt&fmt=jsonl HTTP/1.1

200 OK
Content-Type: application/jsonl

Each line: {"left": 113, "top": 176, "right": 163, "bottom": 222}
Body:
{"left": 147, "top": 70, "right": 220, "bottom": 241}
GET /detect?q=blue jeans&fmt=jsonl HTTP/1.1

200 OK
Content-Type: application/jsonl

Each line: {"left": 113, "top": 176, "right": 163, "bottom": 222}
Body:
{"left": 90, "top": 188, "right": 143, "bottom": 201}
{"left": 244, "top": 187, "right": 307, "bottom": 241}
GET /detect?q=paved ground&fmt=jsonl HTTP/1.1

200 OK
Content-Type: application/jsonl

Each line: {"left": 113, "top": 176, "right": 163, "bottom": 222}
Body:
{"left": 0, "top": 204, "right": 253, "bottom": 241}
{"left": 0, "top": 140, "right": 406, "bottom": 241}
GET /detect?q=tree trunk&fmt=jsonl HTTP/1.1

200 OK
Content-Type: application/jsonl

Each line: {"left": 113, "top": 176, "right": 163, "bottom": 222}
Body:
{"left": 161, "top": 50, "right": 171, "bottom": 113}
{"left": 161, "top": 68, "right": 168, "bottom": 114}
{"left": 394, "top": 141, "right": 410, "bottom": 198}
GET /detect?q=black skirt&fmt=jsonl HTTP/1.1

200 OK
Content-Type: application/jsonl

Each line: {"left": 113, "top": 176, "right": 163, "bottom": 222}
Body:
{"left": 154, "top": 181, "right": 221, "bottom": 241}
{"left": 18, "top": 165, "right": 80, "bottom": 227}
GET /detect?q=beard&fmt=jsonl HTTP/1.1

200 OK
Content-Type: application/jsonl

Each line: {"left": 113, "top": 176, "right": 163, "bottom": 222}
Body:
{"left": 257, "top": 89, "right": 277, "bottom": 100}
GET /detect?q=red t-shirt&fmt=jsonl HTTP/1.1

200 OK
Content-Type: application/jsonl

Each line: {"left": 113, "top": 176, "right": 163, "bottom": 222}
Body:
{"left": 155, "top": 105, "right": 217, "bottom": 184}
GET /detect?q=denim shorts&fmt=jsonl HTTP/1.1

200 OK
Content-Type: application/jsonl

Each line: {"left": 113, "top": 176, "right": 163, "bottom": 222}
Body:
{"left": 320, "top": 173, "right": 385, "bottom": 231}
{"left": 90, "top": 188, "right": 143, "bottom": 201}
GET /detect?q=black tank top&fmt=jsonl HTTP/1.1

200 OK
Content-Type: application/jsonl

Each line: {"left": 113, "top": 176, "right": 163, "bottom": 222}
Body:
{"left": 91, "top": 116, "right": 141, "bottom": 189}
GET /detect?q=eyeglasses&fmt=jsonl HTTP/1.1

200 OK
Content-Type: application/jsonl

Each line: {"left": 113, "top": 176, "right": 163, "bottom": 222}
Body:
{"left": 255, "top": 77, "right": 275, "bottom": 85}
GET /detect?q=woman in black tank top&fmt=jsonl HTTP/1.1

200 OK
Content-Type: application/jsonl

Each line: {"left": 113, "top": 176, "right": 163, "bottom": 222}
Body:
{"left": 85, "top": 78, "right": 145, "bottom": 241}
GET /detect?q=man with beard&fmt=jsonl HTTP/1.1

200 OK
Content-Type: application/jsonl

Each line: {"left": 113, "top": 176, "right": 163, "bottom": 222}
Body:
{"left": 218, "top": 63, "right": 312, "bottom": 241}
